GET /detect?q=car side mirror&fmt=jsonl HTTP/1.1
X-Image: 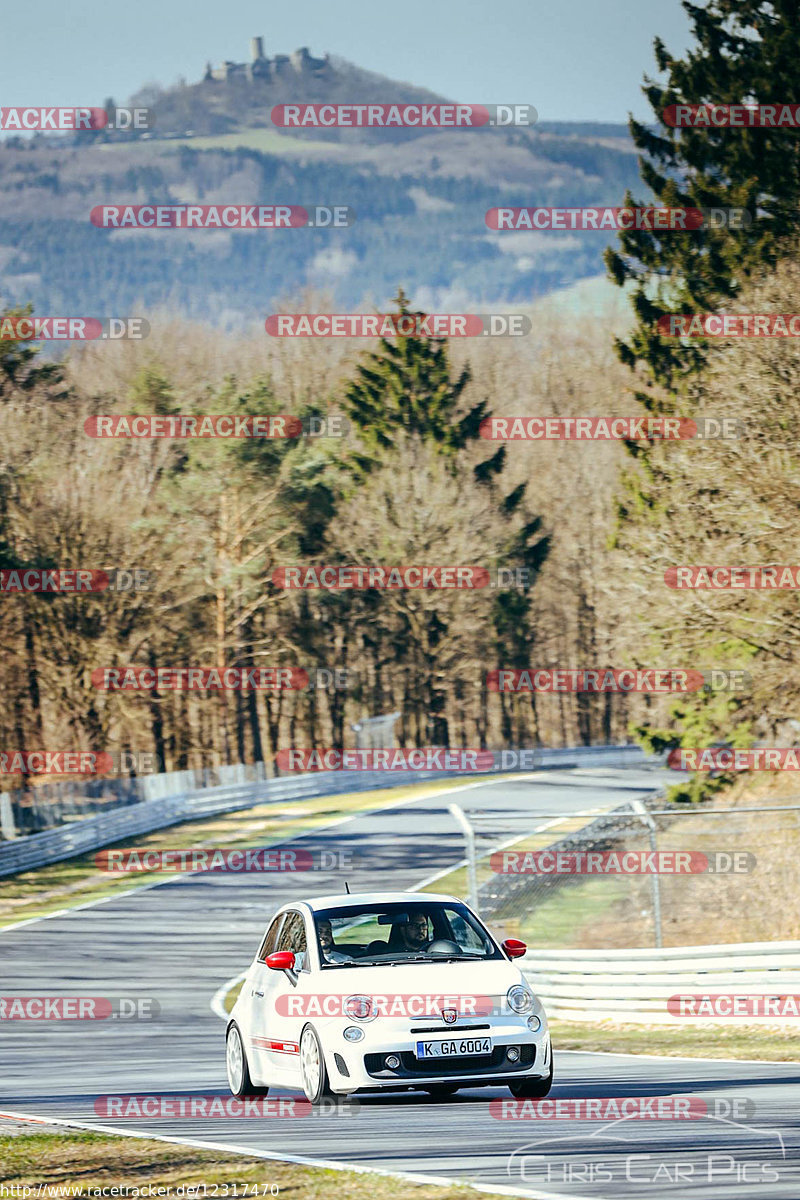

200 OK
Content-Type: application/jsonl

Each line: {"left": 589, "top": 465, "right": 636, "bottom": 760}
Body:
{"left": 502, "top": 938, "right": 527, "bottom": 960}
{"left": 265, "top": 950, "right": 296, "bottom": 972}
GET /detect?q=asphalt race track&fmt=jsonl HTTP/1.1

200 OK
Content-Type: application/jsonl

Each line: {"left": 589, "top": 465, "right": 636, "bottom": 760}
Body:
{"left": 2, "top": 767, "right": 799, "bottom": 1199}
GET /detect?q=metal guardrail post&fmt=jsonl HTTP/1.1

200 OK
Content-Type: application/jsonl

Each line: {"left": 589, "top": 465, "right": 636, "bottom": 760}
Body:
{"left": 630, "top": 798, "right": 663, "bottom": 949}
{"left": 448, "top": 802, "right": 479, "bottom": 917}
{"left": 0, "top": 793, "right": 17, "bottom": 840}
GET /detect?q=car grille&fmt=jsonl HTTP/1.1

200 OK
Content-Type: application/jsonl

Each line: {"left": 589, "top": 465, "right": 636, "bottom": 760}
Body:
{"left": 409, "top": 1023, "right": 491, "bottom": 1033}
{"left": 364, "top": 1044, "right": 535, "bottom": 1079}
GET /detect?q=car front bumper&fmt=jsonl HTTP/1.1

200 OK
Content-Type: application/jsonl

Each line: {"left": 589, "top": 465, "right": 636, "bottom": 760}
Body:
{"left": 321, "top": 1018, "right": 551, "bottom": 1092}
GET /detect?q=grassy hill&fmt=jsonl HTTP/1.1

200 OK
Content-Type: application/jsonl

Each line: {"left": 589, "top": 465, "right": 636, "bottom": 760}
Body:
{"left": 0, "top": 54, "right": 643, "bottom": 323}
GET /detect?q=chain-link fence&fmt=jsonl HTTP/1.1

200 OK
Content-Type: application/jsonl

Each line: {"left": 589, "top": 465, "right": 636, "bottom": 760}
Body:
{"left": 449, "top": 796, "right": 800, "bottom": 948}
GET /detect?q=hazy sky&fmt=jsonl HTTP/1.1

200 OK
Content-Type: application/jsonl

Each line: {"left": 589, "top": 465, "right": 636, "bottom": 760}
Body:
{"left": 5, "top": 0, "right": 693, "bottom": 123}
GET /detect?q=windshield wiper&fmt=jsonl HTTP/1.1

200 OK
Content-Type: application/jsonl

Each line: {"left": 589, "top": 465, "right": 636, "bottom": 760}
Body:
{"left": 322, "top": 958, "right": 395, "bottom": 967}
{"left": 415, "top": 955, "right": 470, "bottom": 963}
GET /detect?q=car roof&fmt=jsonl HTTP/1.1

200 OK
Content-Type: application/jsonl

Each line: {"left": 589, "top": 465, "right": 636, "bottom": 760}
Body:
{"left": 299, "top": 891, "right": 459, "bottom": 912}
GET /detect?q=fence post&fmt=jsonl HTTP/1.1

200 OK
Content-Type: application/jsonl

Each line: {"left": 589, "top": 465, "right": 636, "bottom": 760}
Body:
{"left": 631, "top": 798, "right": 662, "bottom": 949}
{"left": 0, "top": 792, "right": 17, "bottom": 840}
{"left": 448, "top": 802, "right": 479, "bottom": 916}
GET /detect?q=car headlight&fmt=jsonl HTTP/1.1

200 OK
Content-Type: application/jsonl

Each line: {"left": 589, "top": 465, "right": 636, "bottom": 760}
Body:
{"left": 344, "top": 995, "right": 376, "bottom": 1021}
{"left": 507, "top": 984, "right": 534, "bottom": 1014}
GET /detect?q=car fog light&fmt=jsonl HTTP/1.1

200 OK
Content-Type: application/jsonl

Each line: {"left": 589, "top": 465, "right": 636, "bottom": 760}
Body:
{"left": 507, "top": 1046, "right": 520, "bottom": 1062}
{"left": 343, "top": 1026, "right": 364, "bottom": 1042}
{"left": 385, "top": 1054, "right": 401, "bottom": 1069}
{"left": 527, "top": 1014, "right": 542, "bottom": 1032}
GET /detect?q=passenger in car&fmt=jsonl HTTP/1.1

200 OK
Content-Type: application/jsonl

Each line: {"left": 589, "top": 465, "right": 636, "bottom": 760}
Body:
{"left": 317, "top": 918, "right": 353, "bottom": 963}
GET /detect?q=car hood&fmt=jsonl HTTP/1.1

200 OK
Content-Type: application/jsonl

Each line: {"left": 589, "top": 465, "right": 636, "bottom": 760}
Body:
{"left": 312, "top": 957, "right": 531, "bottom": 999}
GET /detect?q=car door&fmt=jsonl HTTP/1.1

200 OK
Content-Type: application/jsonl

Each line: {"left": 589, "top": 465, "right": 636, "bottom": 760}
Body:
{"left": 246, "top": 911, "right": 285, "bottom": 1082}
{"left": 250, "top": 910, "right": 309, "bottom": 1084}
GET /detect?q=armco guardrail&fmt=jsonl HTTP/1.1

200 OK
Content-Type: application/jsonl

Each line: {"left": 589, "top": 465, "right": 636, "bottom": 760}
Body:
{"left": 1, "top": 744, "right": 657, "bottom": 838}
{"left": 0, "top": 768, "right": 430, "bottom": 878}
{"left": 1, "top": 761, "right": 273, "bottom": 838}
{"left": 0, "top": 743, "right": 657, "bottom": 878}
{"left": 522, "top": 942, "right": 800, "bottom": 1023}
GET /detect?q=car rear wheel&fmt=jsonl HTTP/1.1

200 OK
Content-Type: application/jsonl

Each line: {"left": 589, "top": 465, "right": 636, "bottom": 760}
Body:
{"left": 226, "top": 1023, "right": 269, "bottom": 1098}
{"left": 424, "top": 1083, "right": 460, "bottom": 1099}
{"left": 508, "top": 1058, "right": 553, "bottom": 1098}
{"left": 300, "top": 1025, "right": 334, "bottom": 1104}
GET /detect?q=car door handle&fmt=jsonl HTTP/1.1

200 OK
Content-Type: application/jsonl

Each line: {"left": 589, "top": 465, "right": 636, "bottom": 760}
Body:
{"left": 252, "top": 990, "right": 264, "bottom": 997}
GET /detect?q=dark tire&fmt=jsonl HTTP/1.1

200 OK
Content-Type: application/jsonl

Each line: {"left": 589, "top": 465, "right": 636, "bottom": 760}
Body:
{"left": 508, "top": 1058, "right": 553, "bottom": 1098}
{"left": 299, "top": 1024, "right": 334, "bottom": 1104}
{"left": 226, "top": 1023, "right": 269, "bottom": 1097}
{"left": 424, "top": 1083, "right": 460, "bottom": 1099}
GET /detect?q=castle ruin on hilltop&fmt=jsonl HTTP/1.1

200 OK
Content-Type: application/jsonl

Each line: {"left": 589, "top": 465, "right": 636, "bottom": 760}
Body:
{"left": 204, "top": 37, "right": 329, "bottom": 83}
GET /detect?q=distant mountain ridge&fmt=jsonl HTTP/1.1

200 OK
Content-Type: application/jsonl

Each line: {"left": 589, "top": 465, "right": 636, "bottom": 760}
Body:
{"left": 0, "top": 44, "right": 645, "bottom": 324}
{"left": 126, "top": 37, "right": 456, "bottom": 143}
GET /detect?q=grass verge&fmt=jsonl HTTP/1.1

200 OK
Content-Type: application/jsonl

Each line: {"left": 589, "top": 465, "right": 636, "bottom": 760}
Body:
{"left": 550, "top": 1019, "right": 800, "bottom": 1061}
{"left": 0, "top": 1130, "right": 508, "bottom": 1199}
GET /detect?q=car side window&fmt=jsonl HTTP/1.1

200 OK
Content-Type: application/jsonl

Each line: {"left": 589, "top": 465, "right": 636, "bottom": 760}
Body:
{"left": 276, "top": 911, "right": 308, "bottom": 972}
{"left": 258, "top": 914, "right": 284, "bottom": 962}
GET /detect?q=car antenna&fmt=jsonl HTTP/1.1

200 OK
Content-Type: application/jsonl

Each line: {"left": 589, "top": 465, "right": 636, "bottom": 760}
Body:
{"left": 344, "top": 881, "right": 351, "bottom": 894}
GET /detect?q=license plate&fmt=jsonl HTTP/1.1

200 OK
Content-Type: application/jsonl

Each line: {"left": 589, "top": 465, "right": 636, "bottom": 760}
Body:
{"left": 415, "top": 1037, "right": 492, "bottom": 1059}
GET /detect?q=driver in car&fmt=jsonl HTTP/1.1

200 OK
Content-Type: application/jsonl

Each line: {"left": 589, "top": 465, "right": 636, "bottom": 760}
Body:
{"left": 394, "top": 913, "right": 430, "bottom": 952}
{"left": 317, "top": 918, "right": 352, "bottom": 963}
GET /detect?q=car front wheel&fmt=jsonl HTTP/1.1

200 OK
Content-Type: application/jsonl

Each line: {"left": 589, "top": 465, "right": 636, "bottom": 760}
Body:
{"left": 424, "top": 1083, "right": 460, "bottom": 1099}
{"left": 226, "top": 1023, "right": 269, "bottom": 1098}
{"left": 508, "top": 1058, "right": 553, "bottom": 1098}
{"left": 299, "top": 1024, "right": 334, "bottom": 1105}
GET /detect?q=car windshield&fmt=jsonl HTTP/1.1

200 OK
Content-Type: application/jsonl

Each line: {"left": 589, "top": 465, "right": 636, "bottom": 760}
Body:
{"left": 314, "top": 900, "right": 501, "bottom": 967}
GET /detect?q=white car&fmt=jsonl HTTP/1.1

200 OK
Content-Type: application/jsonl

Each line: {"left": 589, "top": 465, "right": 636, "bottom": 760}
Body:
{"left": 225, "top": 890, "right": 552, "bottom": 1103}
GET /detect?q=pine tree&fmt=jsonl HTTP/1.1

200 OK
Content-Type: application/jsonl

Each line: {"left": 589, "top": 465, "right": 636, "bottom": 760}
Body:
{"left": 606, "top": 0, "right": 800, "bottom": 401}
{"left": 343, "top": 288, "right": 504, "bottom": 481}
